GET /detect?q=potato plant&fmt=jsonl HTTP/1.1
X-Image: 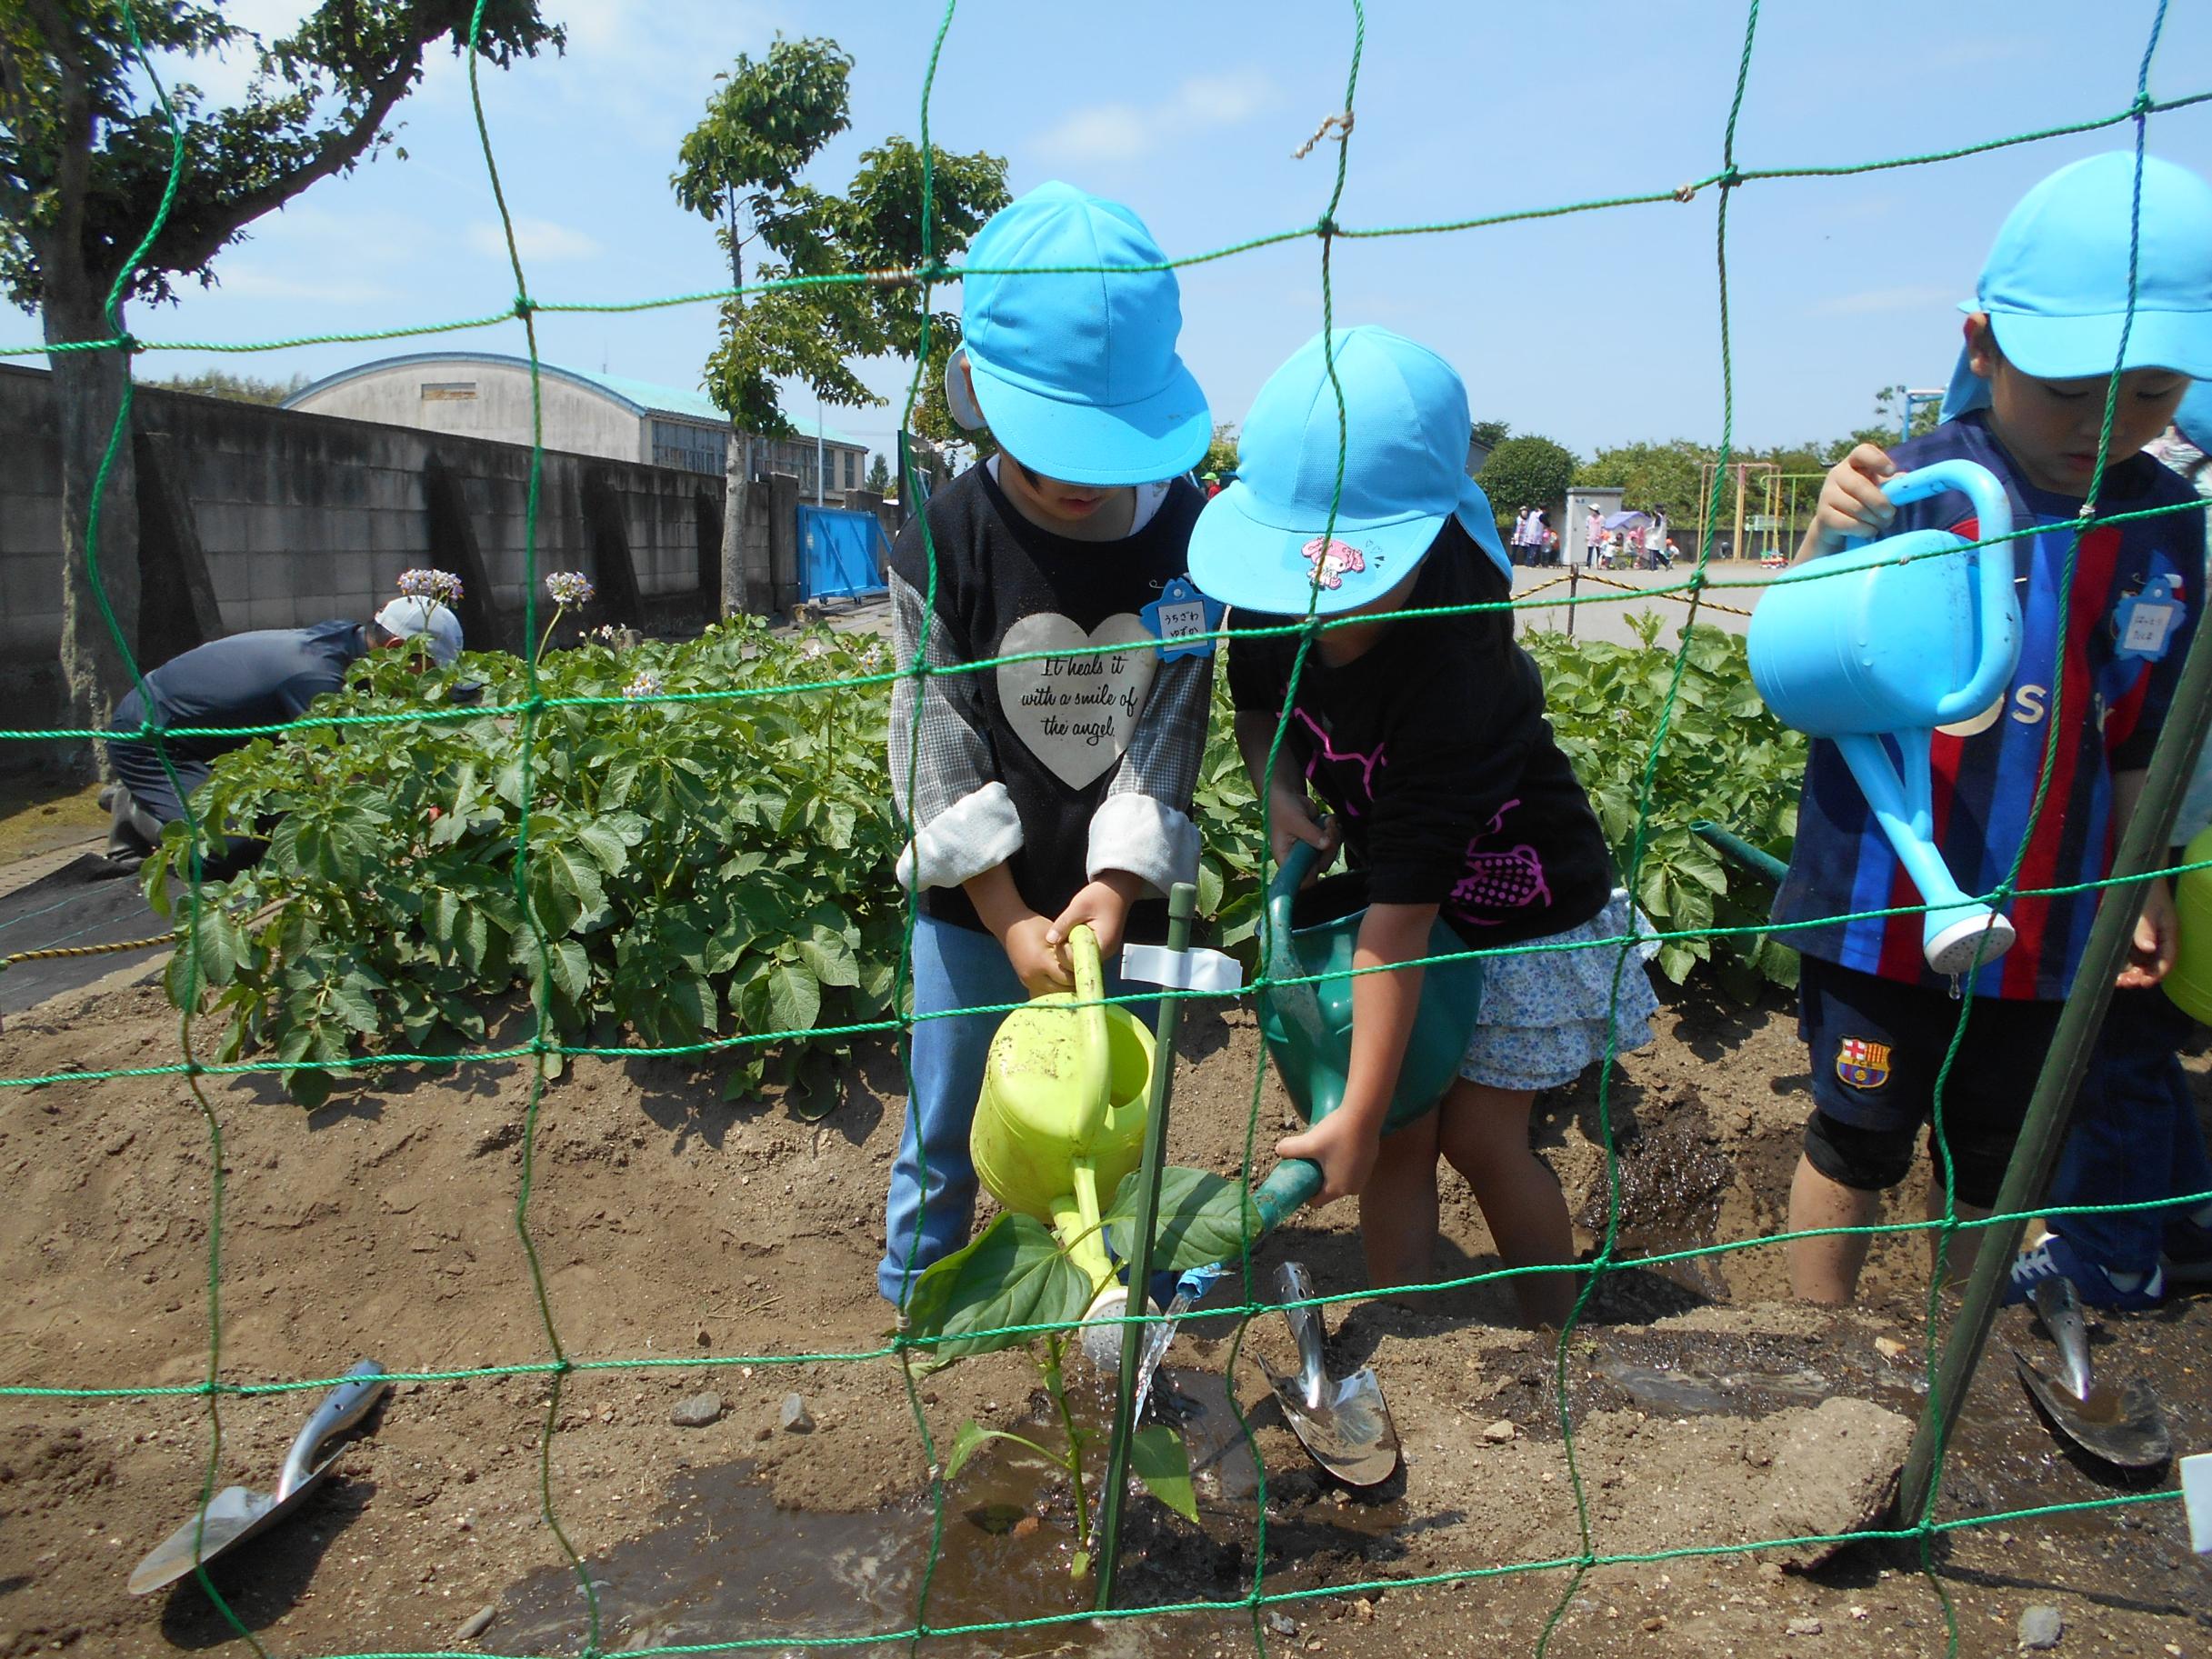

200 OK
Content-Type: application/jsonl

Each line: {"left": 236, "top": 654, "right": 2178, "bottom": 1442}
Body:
{"left": 147, "top": 620, "right": 903, "bottom": 1106}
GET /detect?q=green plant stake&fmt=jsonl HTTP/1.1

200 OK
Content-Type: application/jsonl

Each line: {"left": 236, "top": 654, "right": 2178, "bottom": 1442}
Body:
{"left": 1096, "top": 881, "right": 1196, "bottom": 1608}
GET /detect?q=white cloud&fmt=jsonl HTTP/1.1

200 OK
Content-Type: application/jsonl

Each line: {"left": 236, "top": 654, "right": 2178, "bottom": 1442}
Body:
{"left": 215, "top": 263, "right": 395, "bottom": 307}
{"left": 1810, "top": 283, "right": 1960, "bottom": 317}
{"left": 1035, "top": 68, "right": 1277, "bottom": 168}
{"left": 467, "top": 218, "right": 603, "bottom": 264}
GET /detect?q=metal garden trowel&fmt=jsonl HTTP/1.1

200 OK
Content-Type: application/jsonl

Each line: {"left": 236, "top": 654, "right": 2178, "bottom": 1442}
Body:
{"left": 130, "top": 1361, "right": 389, "bottom": 1594}
{"left": 1256, "top": 1261, "right": 1398, "bottom": 1486}
{"left": 2012, "top": 1277, "right": 2169, "bottom": 1471}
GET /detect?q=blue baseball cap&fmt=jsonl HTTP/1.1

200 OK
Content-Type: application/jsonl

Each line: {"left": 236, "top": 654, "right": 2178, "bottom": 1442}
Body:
{"left": 954, "top": 182, "right": 1209, "bottom": 486}
{"left": 2177, "top": 378, "right": 2212, "bottom": 452}
{"left": 1941, "top": 153, "right": 2212, "bottom": 421}
{"left": 1187, "top": 327, "right": 1509, "bottom": 616}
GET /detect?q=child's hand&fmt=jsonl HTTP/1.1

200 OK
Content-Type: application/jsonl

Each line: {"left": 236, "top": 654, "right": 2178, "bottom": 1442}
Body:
{"left": 1268, "top": 786, "right": 1341, "bottom": 874}
{"left": 1000, "top": 914, "right": 1073, "bottom": 994}
{"left": 1798, "top": 444, "right": 1898, "bottom": 563}
{"left": 2117, "top": 876, "right": 2177, "bottom": 988}
{"left": 1277, "top": 1111, "right": 1381, "bottom": 1205}
{"left": 1046, "top": 871, "right": 1145, "bottom": 964}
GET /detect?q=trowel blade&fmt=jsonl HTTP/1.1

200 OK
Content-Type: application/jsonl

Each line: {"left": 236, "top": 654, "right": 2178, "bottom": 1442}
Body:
{"left": 1259, "top": 1357, "right": 1400, "bottom": 1487}
{"left": 2013, "top": 1349, "right": 2171, "bottom": 1471}
{"left": 128, "top": 1484, "right": 281, "bottom": 1595}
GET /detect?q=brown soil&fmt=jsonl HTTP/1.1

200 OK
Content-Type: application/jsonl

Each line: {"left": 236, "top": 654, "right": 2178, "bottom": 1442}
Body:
{"left": 0, "top": 777, "right": 105, "bottom": 869}
{"left": 3, "top": 964, "right": 2210, "bottom": 1659}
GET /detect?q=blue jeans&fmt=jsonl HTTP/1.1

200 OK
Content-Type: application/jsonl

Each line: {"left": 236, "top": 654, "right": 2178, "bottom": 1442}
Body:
{"left": 2050, "top": 987, "right": 2212, "bottom": 1274}
{"left": 878, "top": 914, "right": 1153, "bottom": 1304}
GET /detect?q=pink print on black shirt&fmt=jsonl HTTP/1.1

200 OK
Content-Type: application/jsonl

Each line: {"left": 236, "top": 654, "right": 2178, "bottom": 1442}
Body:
{"left": 1292, "top": 707, "right": 1386, "bottom": 816}
{"left": 1447, "top": 799, "right": 1551, "bottom": 924}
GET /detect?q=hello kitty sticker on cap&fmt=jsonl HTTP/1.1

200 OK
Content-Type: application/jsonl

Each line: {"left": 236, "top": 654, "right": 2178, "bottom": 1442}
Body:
{"left": 1302, "top": 537, "right": 1367, "bottom": 591}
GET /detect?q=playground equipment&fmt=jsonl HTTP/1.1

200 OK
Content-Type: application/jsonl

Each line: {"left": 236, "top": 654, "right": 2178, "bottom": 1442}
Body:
{"left": 1747, "top": 458, "right": 2022, "bottom": 974}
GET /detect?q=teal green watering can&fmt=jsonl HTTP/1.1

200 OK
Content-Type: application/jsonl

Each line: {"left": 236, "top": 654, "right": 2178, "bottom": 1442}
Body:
{"left": 1747, "top": 458, "right": 2022, "bottom": 976}
{"left": 1248, "top": 837, "right": 1487, "bottom": 1229}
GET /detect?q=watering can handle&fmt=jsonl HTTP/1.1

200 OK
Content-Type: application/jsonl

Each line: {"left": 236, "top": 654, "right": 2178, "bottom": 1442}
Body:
{"left": 1878, "top": 459, "right": 2019, "bottom": 725}
{"left": 1066, "top": 924, "right": 1110, "bottom": 1145}
{"left": 1248, "top": 836, "right": 1335, "bottom": 1232}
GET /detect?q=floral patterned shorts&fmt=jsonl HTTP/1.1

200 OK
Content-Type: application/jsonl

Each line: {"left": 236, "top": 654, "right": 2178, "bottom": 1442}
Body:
{"left": 1457, "top": 891, "right": 1661, "bottom": 1092}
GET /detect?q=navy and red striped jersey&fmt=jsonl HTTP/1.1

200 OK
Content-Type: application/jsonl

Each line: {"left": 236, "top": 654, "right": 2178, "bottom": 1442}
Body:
{"left": 1772, "top": 412, "right": 2206, "bottom": 1001}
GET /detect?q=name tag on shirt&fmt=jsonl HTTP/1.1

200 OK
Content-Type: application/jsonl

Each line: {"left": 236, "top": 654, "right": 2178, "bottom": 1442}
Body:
{"left": 1142, "top": 576, "right": 1223, "bottom": 660}
{"left": 2115, "top": 573, "right": 2184, "bottom": 662}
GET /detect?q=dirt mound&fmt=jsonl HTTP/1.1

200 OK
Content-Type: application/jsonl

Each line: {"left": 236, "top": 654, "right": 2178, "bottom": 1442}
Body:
{"left": 2, "top": 975, "right": 2208, "bottom": 1657}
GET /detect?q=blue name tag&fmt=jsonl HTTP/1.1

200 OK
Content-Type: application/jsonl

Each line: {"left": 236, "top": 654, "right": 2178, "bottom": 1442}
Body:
{"left": 1142, "top": 576, "right": 1223, "bottom": 660}
{"left": 2115, "top": 572, "right": 2184, "bottom": 663}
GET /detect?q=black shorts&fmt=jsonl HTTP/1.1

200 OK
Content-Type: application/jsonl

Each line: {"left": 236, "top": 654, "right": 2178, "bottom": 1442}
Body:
{"left": 1797, "top": 954, "right": 2059, "bottom": 1208}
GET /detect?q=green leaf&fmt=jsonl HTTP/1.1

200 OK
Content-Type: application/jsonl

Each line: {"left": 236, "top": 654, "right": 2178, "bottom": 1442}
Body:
{"left": 902, "top": 1213, "right": 1093, "bottom": 1364}
{"left": 1131, "top": 1424, "right": 1198, "bottom": 1523}
{"left": 326, "top": 974, "right": 381, "bottom": 1036}
{"left": 766, "top": 961, "right": 821, "bottom": 1033}
{"left": 942, "top": 1420, "right": 1057, "bottom": 1483}
{"left": 1104, "top": 1166, "right": 1263, "bottom": 1274}
{"left": 797, "top": 924, "right": 859, "bottom": 987}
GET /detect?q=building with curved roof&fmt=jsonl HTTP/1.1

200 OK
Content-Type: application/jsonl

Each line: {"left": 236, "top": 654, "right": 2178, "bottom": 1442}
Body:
{"left": 285, "top": 352, "right": 870, "bottom": 497}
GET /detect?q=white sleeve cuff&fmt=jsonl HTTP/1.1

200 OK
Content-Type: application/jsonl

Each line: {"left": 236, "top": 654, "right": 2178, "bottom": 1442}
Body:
{"left": 897, "top": 782, "right": 1024, "bottom": 891}
{"left": 1087, "top": 794, "right": 1200, "bottom": 896}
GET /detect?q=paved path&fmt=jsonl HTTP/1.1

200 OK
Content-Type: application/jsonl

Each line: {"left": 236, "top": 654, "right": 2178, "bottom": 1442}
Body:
{"left": 1508, "top": 562, "right": 1773, "bottom": 646}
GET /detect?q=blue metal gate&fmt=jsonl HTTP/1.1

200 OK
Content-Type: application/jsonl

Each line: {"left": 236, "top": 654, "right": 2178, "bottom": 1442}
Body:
{"left": 797, "top": 505, "right": 892, "bottom": 602}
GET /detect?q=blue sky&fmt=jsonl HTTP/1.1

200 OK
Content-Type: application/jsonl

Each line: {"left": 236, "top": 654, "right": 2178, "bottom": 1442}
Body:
{"left": 58, "top": 0, "right": 2212, "bottom": 465}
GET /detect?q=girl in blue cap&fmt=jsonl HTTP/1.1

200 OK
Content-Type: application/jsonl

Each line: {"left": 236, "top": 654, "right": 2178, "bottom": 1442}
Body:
{"left": 1776, "top": 152, "right": 2212, "bottom": 1307}
{"left": 1189, "top": 326, "right": 1658, "bottom": 1329}
{"left": 879, "top": 183, "right": 1214, "bottom": 1306}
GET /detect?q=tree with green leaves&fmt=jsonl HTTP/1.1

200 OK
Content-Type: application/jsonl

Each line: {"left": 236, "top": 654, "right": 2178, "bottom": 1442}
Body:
{"left": 671, "top": 34, "right": 1006, "bottom": 616}
{"left": 1475, "top": 434, "right": 1578, "bottom": 527}
{"left": 1201, "top": 425, "right": 1239, "bottom": 478}
{"left": 145, "top": 367, "right": 310, "bottom": 405}
{"left": 1, "top": 0, "right": 562, "bottom": 760}
{"left": 1575, "top": 438, "right": 1711, "bottom": 520}
{"left": 1469, "top": 417, "right": 1511, "bottom": 452}
{"left": 865, "top": 452, "right": 892, "bottom": 495}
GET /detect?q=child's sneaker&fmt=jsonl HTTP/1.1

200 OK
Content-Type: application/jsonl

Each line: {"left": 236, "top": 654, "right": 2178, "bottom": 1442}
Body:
{"left": 2004, "top": 1233, "right": 2165, "bottom": 1311}
{"left": 2159, "top": 1214, "right": 2212, "bottom": 1284}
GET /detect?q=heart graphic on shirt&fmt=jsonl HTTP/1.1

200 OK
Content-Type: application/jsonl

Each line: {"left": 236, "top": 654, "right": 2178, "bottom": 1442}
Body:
{"left": 996, "top": 612, "right": 1158, "bottom": 789}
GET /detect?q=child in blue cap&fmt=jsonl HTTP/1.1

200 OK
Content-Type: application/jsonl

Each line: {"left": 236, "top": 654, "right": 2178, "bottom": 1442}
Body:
{"left": 879, "top": 182, "right": 1214, "bottom": 1305}
{"left": 1189, "top": 326, "right": 1657, "bottom": 1329}
{"left": 1775, "top": 153, "right": 2212, "bottom": 1307}
{"left": 2025, "top": 378, "right": 2212, "bottom": 1309}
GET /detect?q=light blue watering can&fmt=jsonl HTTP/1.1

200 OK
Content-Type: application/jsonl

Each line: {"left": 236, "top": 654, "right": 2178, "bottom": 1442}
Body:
{"left": 1748, "top": 458, "right": 2022, "bottom": 975}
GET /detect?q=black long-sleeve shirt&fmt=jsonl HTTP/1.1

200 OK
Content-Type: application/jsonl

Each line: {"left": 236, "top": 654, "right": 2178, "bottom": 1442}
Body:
{"left": 1226, "top": 521, "right": 1613, "bottom": 945}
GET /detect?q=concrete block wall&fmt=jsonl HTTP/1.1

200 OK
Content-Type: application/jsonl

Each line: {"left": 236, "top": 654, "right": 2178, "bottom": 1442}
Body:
{"left": 1, "top": 364, "right": 752, "bottom": 735}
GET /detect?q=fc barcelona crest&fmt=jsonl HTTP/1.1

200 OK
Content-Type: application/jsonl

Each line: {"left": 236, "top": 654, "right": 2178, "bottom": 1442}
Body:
{"left": 1836, "top": 1037, "right": 1892, "bottom": 1090}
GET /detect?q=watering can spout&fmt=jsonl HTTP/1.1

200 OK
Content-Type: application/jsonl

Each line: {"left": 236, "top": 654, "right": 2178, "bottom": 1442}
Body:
{"left": 1747, "top": 457, "right": 2023, "bottom": 975}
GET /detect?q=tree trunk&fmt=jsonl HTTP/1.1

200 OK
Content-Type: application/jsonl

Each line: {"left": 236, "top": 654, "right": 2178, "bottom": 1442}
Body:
{"left": 721, "top": 428, "right": 755, "bottom": 619}
{"left": 45, "top": 289, "right": 142, "bottom": 778}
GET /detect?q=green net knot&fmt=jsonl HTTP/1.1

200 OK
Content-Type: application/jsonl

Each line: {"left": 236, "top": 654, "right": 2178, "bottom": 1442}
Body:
{"left": 512, "top": 295, "right": 537, "bottom": 318}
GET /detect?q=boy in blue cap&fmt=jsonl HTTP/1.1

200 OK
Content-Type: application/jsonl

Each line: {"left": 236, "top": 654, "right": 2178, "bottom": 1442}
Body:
{"left": 1190, "top": 326, "right": 1656, "bottom": 1329}
{"left": 879, "top": 182, "right": 1213, "bottom": 1305}
{"left": 2022, "top": 379, "right": 2212, "bottom": 1308}
{"left": 1776, "top": 153, "right": 2212, "bottom": 1305}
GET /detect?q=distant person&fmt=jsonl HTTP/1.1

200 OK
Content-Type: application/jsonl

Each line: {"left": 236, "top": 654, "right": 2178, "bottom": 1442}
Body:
{"left": 1774, "top": 153, "right": 2210, "bottom": 1306}
{"left": 1643, "top": 511, "right": 1667, "bottom": 568}
{"left": 1536, "top": 508, "right": 1556, "bottom": 565}
{"left": 1510, "top": 506, "right": 1534, "bottom": 565}
{"left": 104, "top": 597, "right": 464, "bottom": 870}
{"left": 1583, "top": 504, "right": 1604, "bottom": 567}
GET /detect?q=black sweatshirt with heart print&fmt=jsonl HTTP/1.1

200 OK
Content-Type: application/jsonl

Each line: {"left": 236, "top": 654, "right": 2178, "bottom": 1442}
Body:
{"left": 886, "top": 461, "right": 1213, "bottom": 940}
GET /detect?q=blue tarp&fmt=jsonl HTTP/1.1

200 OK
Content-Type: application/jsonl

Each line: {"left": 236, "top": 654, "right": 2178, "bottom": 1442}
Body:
{"left": 797, "top": 505, "right": 892, "bottom": 602}
{"left": 1602, "top": 510, "right": 1653, "bottom": 532}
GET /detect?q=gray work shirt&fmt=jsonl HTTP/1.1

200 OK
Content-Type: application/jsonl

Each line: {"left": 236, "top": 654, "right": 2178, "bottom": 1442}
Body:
{"left": 126, "top": 621, "right": 370, "bottom": 761}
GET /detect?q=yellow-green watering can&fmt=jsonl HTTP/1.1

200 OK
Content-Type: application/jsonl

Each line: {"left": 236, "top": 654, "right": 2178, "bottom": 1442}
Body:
{"left": 971, "top": 924, "right": 1155, "bottom": 1325}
